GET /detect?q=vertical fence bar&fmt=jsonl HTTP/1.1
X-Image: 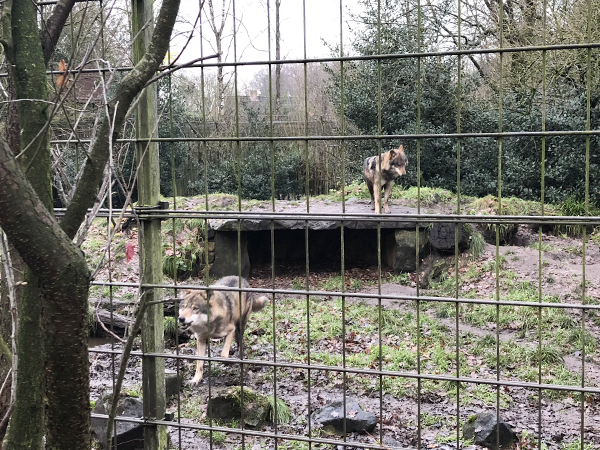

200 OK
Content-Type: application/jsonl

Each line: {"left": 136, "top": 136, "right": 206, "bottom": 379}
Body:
{"left": 301, "top": 3, "right": 313, "bottom": 449}
{"left": 339, "top": 0, "right": 349, "bottom": 445}
{"left": 197, "top": 6, "right": 215, "bottom": 449}
{"left": 266, "top": 3, "right": 279, "bottom": 449}
{"left": 415, "top": 0, "right": 423, "bottom": 445}
{"left": 375, "top": 1, "right": 385, "bottom": 444}
{"left": 496, "top": 0, "right": 505, "bottom": 448}
{"left": 231, "top": 2, "right": 247, "bottom": 448}
{"left": 131, "top": 0, "right": 167, "bottom": 446}
{"left": 454, "top": 0, "right": 462, "bottom": 444}
{"left": 537, "top": 1, "right": 548, "bottom": 448}
{"left": 581, "top": 0, "right": 593, "bottom": 447}
{"left": 96, "top": 2, "right": 121, "bottom": 447}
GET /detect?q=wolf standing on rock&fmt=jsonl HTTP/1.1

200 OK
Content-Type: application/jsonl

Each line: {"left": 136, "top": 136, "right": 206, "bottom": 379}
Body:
{"left": 363, "top": 145, "right": 408, "bottom": 214}
{"left": 178, "top": 276, "right": 268, "bottom": 384}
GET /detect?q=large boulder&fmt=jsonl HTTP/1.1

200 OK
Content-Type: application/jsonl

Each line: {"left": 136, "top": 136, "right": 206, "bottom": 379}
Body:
{"left": 91, "top": 393, "right": 144, "bottom": 450}
{"left": 310, "top": 398, "right": 377, "bottom": 435}
{"left": 429, "top": 222, "right": 470, "bottom": 253}
{"left": 463, "top": 412, "right": 519, "bottom": 450}
{"left": 419, "top": 256, "right": 449, "bottom": 289}
{"left": 384, "top": 229, "right": 429, "bottom": 273}
{"left": 165, "top": 369, "right": 183, "bottom": 399}
{"left": 210, "top": 231, "right": 250, "bottom": 278}
{"left": 382, "top": 436, "right": 409, "bottom": 449}
{"left": 207, "top": 386, "right": 270, "bottom": 428}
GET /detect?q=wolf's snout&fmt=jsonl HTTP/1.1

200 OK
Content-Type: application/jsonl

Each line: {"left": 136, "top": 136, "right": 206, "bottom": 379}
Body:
{"left": 178, "top": 316, "right": 186, "bottom": 324}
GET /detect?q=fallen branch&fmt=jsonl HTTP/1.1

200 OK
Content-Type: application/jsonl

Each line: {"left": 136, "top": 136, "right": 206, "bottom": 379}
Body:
{"left": 105, "top": 294, "right": 150, "bottom": 446}
{"left": 94, "top": 309, "right": 125, "bottom": 343}
{"left": 94, "top": 310, "right": 133, "bottom": 337}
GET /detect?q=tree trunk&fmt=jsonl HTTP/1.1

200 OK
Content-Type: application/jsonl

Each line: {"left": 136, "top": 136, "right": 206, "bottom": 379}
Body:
{"left": 3, "top": 0, "right": 51, "bottom": 446}
{"left": 0, "top": 140, "right": 91, "bottom": 449}
{"left": 206, "top": 0, "right": 227, "bottom": 121}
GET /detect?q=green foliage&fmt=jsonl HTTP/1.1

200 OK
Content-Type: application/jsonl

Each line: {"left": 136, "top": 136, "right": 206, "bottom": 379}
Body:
{"left": 388, "top": 272, "right": 411, "bottom": 286}
{"left": 527, "top": 346, "right": 564, "bottom": 365}
{"left": 113, "top": 77, "right": 198, "bottom": 205}
{"left": 591, "top": 229, "right": 600, "bottom": 247}
{"left": 555, "top": 196, "right": 600, "bottom": 236}
{"left": 266, "top": 396, "right": 292, "bottom": 424}
{"left": 187, "top": 105, "right": 305, "bottom": 200}
{"left": 197, "top": 429, "right": 227, "bottom": 445}
{"left": 560, "top": 196, "right": 596, "bottom": 216}
{"left": 164, "top": 316, "right": 177, "bottom": 339}
{"left": 529, "top": 241, "right": 557, "bottom": 252}
{"left": 162, "top": 217, "right": 206, "bottom": 280}
{"left": 324, "top": 0, "right": 600, "bottom": 206}
{"left": 158, "top": 77, "right": 199, "bottom": 198}
{"left": 520, "top": 430, "right": 549, "bottom": 450}
{"left": 561, "top": 440, "right": 594, "bottom": 450}
{"left": 125, "top": 384, "right": 142, "bottom": 398}
{"left": 395, "top": 186, "right": 456, "bottom": 206}
{"left": 566, "top": 328, "right": 597, "bottom": 353}
{"left": 162, "top": 244, "right": 201, "bottom": 280}
{"left": 463, "top": 224, "right": 485, "bottom": 260}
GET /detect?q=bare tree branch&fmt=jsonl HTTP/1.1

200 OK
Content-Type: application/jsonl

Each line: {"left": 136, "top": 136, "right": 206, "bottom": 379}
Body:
{"left": 40, "top": 0, "right": 77, "bottom": 65}
{"left": 60, "top": 0, "right": 182, "bottom": 239}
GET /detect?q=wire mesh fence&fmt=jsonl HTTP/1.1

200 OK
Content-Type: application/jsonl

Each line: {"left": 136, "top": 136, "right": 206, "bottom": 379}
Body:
{"left": 34, "top": 0, "right": 600, "bottom": 448}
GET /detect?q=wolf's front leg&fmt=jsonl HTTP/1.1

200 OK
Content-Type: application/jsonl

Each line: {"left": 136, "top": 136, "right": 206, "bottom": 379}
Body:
{"left": 383, "top": 182, "right": 393, "bottom": 214}
{"left": 366, "top": 179, "right": 375, "bottom": 210}
{"left": 221, "top": 328, "right": 236, "bottom": 358}
{"left": 191, "top": 337, "right": 207, "bottom": 384}
{"left": 374, "top": 187, "right": 381, "bottom": 214}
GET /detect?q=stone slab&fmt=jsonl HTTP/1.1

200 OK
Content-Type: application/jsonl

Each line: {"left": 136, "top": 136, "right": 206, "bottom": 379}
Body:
{"left": 208, "top": 200, "right": 423, "bottom": 231}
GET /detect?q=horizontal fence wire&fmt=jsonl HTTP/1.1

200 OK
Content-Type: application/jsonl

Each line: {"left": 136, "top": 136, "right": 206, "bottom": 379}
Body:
{"left": 86, "top": 349, "right": 600, "bottom": 393}
{"left": 89, "top": 282, "right": 600, "bottom": 312}
{"left": 47, "top": 129, "right": 600, "bottom": 144}
{"left": 57, "top": 208, "right": 600, "bottom": 224}
{"left": 5, "top": 40, "right": 600, "bottom": 80}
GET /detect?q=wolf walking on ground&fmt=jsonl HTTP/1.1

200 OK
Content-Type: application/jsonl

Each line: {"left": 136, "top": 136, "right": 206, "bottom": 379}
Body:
{"left": 363, "top": 145, "right": 408, "bottom": 214}
{"left": 178, "top": 276, "right": 268, "bottom": 384}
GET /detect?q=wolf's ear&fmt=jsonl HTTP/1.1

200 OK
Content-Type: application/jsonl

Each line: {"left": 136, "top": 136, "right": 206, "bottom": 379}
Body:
{"left": 389, "top": 149, "right": 396, "bottom": 157}
{"left": 398, "top": 145, "right": 404, "bottom": 153}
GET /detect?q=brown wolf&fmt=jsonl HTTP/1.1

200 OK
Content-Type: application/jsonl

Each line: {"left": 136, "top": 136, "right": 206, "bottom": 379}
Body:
{"left": 363, "top": 145, "right": 408, "bottom": 214}
{"left": 178, "top": 276, "right": 268, "bottom": 384}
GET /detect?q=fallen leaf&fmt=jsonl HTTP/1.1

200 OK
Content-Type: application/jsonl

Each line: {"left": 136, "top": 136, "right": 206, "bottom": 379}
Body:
{"left": 56, "top": 59, "right": 68, "bottom": 88}
{"left": 126, "top": 241, "right": 135, "bottom": 263}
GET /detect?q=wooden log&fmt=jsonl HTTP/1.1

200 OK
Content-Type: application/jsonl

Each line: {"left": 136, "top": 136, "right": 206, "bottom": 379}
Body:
{"left": 94, "top": 310, "right": 133, "bottom": 336}
{"left": 91, "top": 297, "right": 180, "bottom": 315}
{"left": 90, "top": 297, "right": 130, "bottom": 310}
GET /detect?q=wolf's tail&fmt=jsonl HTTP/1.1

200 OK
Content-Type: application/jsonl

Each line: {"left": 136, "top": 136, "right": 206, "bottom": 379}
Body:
{"left": 251, "top": 294, "right": 268, "bottom": 312}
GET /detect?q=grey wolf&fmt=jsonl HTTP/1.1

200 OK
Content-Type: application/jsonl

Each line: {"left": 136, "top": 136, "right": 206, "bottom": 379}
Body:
{"left": 178, "top": 276, "right": 268, "bottom": 384}
{"left": 363, "top": 146, "right": 408, "bottom": 214}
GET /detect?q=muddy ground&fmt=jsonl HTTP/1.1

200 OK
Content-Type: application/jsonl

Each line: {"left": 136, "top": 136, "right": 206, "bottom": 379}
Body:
{"left": 88, "top": 199, "right": 600, "bottom": 450}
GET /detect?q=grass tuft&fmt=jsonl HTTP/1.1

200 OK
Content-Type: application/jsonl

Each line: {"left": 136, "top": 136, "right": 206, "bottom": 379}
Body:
{"left": 267, "top": 396, "right": 292, "bottom": 424}
{"left": 164, "top": 316, "right": 178, "bottom": 339}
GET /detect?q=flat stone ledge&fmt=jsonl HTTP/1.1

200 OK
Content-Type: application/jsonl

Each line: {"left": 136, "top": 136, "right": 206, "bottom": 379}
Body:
{"left": 208, "top": 199, "right": 423, "bottom": 231}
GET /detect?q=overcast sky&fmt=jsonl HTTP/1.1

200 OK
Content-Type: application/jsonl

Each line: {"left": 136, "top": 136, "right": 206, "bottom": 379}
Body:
{"left": 171, "top": 0, "right": 362, "bottom": 83}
